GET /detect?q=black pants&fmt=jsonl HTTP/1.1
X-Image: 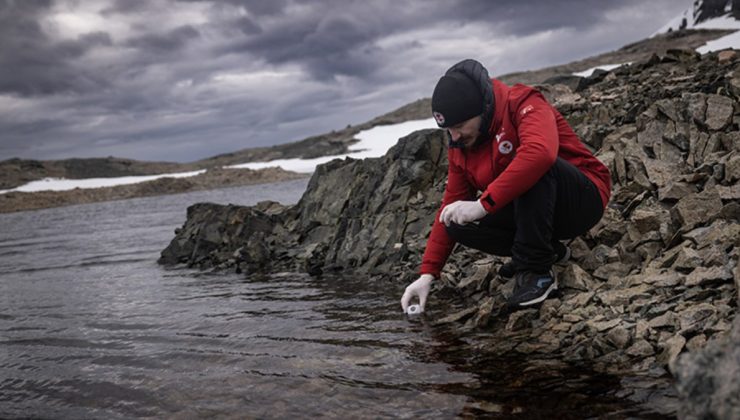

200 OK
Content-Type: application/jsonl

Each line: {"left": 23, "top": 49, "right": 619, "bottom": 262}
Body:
{"left": 445, "top": 157, "right": 604, "bottom": 273}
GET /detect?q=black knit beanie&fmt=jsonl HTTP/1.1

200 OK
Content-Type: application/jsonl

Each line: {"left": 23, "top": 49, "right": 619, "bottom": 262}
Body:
{"left": 431, "top": 71, "right": 483, "bottom": 128}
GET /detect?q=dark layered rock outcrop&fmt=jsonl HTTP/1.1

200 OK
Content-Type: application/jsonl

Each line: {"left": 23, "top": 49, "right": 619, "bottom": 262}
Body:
{"left": 159, "top": 128, "right": 448, "bottom": 279}
{"left": 160, "top": 48, "right": 739, "bottom": 414}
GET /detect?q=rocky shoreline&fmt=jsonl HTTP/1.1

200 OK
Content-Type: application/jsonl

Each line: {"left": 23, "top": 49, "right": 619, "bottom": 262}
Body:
{"left": 0, "top": 167, "right": 307, "bottom": 213}
{"left": 159, "top": 48, "right": 739, "bottom": 417}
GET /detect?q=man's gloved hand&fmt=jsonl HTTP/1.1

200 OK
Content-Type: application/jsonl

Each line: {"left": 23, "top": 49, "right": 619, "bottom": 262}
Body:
{"left": 401, "top": 274, "right": 434, "bottom": 313}
{"left": 440, "top": 200, "right": 486, "bottom": 226}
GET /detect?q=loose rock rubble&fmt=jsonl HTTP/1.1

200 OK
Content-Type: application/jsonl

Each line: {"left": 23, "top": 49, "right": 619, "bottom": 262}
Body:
{"left": 160, "top": 49, "right": 739, "bottom": 414}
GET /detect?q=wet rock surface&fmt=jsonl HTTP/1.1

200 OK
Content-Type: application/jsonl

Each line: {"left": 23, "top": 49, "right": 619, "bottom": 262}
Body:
{"left": 161, "top": 49, "right": 740, "bottom": 416}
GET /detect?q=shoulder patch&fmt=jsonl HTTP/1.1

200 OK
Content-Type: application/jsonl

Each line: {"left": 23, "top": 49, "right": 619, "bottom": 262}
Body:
{"left": 520, "top": 104, "right": 534, "bottom": 116}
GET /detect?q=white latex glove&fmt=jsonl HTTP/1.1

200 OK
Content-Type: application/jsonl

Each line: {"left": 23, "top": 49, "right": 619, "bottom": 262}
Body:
{"left": 401, "top": 274, "right": 434, "bottom": 314}
{"left": 439, "top": 200, "right": 486, "bottom": 226}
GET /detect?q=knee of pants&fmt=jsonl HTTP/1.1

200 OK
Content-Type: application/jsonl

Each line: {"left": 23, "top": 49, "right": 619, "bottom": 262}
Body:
{"left": 444, "top": 222, "right": 467, "bottom": 241}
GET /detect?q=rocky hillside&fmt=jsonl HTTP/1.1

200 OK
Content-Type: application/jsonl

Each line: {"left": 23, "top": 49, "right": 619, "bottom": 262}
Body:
{"left": 159, "top": 48, "right": 740, "bottom": 415}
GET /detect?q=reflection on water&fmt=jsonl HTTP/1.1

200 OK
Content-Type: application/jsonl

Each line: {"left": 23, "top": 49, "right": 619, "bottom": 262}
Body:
{"left": 1, "top": 179, "right": 672, "bottom": 418}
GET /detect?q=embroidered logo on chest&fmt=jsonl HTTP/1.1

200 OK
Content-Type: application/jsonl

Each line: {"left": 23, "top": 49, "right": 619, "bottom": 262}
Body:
{"left": 499, "top": 140, "right": 513, "bottom": 154}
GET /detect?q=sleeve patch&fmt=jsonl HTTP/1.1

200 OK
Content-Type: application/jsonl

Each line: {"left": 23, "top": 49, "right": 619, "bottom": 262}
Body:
{"left": 520, "top": 104, "right": 535, "bottom": 116}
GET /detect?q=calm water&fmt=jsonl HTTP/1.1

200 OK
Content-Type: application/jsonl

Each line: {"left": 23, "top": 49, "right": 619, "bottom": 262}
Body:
{"left": 1, "top": 179, "right": 672, "bottom": 419}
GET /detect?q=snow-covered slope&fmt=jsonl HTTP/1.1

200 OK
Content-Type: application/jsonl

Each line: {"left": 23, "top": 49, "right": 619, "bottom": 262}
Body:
{"left": 576, "top": 1, "right": 740, "bottom": 75}
{"left": 228, "top": 119, "right": 437, "bottom": 173}
{"left": 653, "top": 0, "right": 740, "bottom": 35}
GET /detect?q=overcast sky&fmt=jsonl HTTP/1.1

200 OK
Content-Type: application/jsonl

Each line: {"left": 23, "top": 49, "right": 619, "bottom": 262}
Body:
{"left": 0, "top": 0, "right": 691, "bottom": 163}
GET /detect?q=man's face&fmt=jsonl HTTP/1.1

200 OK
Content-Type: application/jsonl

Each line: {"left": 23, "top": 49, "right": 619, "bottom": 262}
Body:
{"left": 447, "top": 115, "right": 482, "bottom": 148}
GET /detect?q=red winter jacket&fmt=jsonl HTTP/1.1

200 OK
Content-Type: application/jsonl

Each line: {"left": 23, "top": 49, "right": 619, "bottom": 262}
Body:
{"left": 420, "top": 79, "right": 611, "bottom": 278}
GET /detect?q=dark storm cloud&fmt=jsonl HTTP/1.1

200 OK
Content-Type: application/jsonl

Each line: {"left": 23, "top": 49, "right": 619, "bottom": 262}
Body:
{"left": 0, "top": 0, "right": 694, "bottom": 162}
{"left": 177, "top": 0, "right": 289, "bottom": 16}
{"left": 235, "top": 16, "right": 262, "bottom": 35}
{"left": 126, "top": 25, "right": 200, "bottom": 53}
{"left": 220, "top": 0, "right": 622, "bottom": 81}
{"left": 101, "top": 0, "right": 150, "bottom": 15}
{"left": 0, "top": 0, "right": 111, "bottom": 96}
{"left": 455, "top": 0, "right": 610, "bottom": 35}
{"left": 230, "top": 11, "right": 384, "bottom": 79}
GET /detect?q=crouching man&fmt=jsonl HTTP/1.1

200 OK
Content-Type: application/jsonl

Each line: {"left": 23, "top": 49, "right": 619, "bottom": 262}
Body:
{"left": 401, "top": 59, "right": 611, "bottom": 313}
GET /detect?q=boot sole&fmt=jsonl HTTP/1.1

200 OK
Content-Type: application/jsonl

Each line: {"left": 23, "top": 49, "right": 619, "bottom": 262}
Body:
{"left": 517, "top": 281, "right": 558, "bottom": 307}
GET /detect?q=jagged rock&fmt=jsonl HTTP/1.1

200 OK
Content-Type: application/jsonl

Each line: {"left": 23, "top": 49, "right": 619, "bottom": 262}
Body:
{"left": 679, "top": 303, "right": 718, "bottom": 335}
{"left": 466, "top": 296, "right": 496, "bottom": 328}
{"left": 717, "top": 184, "right": 740, "bottom": 201}
{"left": 457, "top": 261, "right": 494, "bottom": 294}
{"left": 541, "top": 75, "right": 586, "bottom": 93}
{"left": 434, "top": 306, "right": 478, "bottom": 325}
{"left": 587, "top": 318, "right": 622, "bottom": 332}
{"left": 606, "top": 326, "right": 632, "bottom": 349}
{"left": 648, "top": 312, "right": 678, "bottom": 329}
{"left": 563, "top": 291, "right": 595, "bottom": 308}
{"left": 662, "top": 48, "right": 700, "bottom": 63}
{"left": 559, "top": 263, "right": 594, "bottom": 291}
{"left": 657, "top": 181, "right": 696, "bottom": 202}
{"left": 593, "top": 262, "right": 632, "bottom": 281}
{"left": 735, "top": 257, "right": 740, "bottom": 302}
{"left": 725, "top": 153, "right": 740, "bottom": 183}
{"left": 506, "top": 309, "right": 538, "bottom": 331}
{"left": 635, "top": 320, "right": 651, "bottom": 340}
{"left": 631, "top": 206, "right": 670, "bottom": 234}
{"left": 682, "top": 219, "right": 740, "bottom": 251}
{"left": 685, "top": 334, "right": 707, "bottom": 353}
{"left": 158, "top": 203, "right": 281, "bottom": 268}
{"left": 674, "top": 317, "right": 740, "bottom": 420}
{"left": 627, "top": 270, "right": 682, "bottom": 287}
{"left": 671, "top": 188, "right": 723, "bottom": 231}
{"left": 685, "top": 265, "right": 734, "bottom": 287}
{"left": 657, "top": 334, "right": 686, "bottom": 370}
{"left": 718, "top": 50, "right": 737, "bottom": 63}
{"left": 673, "top": 246, "right": 703, "bottom": 270}
{"left": 539, "top": 298, "right": 561, "bottom": 321}
{"left": 626, "top": 339, "right": 655, "bottom": 357}
{"left": 704, "top": 94, "right": 734, "bottom": 131}
{"left": 598, "top": 285, "right": 651, "bottom": 306}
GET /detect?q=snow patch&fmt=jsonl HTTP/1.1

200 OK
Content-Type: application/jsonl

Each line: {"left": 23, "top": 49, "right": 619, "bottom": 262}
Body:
{"left": 227, "top": 118, "right": 439, "bottom": 173}
{"left": 694, "top": 14, "right": 740, "bottom": 30}
{"left": 698, "top": 30, "right": 740, "bottom": 53}
{"left": 0, "top": 170, "right": 206, "bottom": 194}
{"left": 573, "top": 63, "right": 628, "bottom": 78}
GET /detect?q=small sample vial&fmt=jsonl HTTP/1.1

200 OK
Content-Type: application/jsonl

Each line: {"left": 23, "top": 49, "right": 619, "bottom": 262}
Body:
{"left": 406, "top": 304, "right": 421, "bottom": 315}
